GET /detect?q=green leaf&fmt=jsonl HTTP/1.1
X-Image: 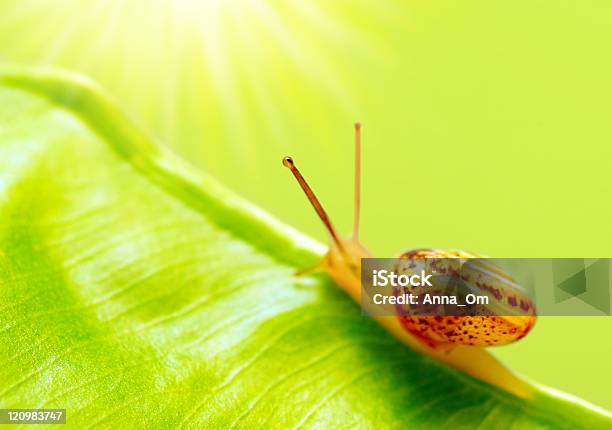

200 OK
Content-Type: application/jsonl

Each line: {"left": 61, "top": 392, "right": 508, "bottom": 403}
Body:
{"left": 0, "top": 68, "right": 609, "bottom": 429}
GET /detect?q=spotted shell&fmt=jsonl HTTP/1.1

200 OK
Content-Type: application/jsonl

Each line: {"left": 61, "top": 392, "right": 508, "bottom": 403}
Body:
{"left": 393, "top": 249, "right": 536, "bottom": 347}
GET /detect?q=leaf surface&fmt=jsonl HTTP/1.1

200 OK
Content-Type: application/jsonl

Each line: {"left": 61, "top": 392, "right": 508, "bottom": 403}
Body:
{"left": 0, "top": 69, "right": 609, "bottom": 429}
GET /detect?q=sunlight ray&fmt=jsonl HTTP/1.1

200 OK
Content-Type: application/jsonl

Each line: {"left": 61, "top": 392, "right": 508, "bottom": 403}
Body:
{"left": 250, "top": 1, "right": 355, "bottom": 117}
{"left": 41, "top": 0, "right": 111, "bottom": 64}
{"left": 227, "top": 7, "right": 287, "bottom": 153}
{"left": 0, "top": 0, "right": 41, "bottom": 33}
{"left": 76, "top": 0, "right": 125, "bottom": 77}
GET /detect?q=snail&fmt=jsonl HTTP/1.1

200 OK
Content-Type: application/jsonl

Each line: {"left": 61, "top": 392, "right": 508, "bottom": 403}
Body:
{"left": 282, "top": 123, "right": 537, "bottom": 398}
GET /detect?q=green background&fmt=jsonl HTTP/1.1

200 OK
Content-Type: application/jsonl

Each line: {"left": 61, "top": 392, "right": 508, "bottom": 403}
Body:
{"left": 0, "top": 0, "right": 610, "bottom": 410}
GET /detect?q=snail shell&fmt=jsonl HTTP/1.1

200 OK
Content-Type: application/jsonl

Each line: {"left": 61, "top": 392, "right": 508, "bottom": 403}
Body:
{"left": 393, "top": 249, "right": 536, "bottom": 348}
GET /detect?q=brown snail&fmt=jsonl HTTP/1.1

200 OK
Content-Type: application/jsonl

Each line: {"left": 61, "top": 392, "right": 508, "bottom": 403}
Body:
{"left": 282, "top": 124, "right": 536, "bottom": 398}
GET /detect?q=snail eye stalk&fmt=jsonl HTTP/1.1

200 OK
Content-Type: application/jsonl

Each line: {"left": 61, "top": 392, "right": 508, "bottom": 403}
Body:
{"left": 282, "top": 156, "right": 344, "bottom": 252}
{"left": 353, "top": 122, "right": 362, "bottom": 241}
